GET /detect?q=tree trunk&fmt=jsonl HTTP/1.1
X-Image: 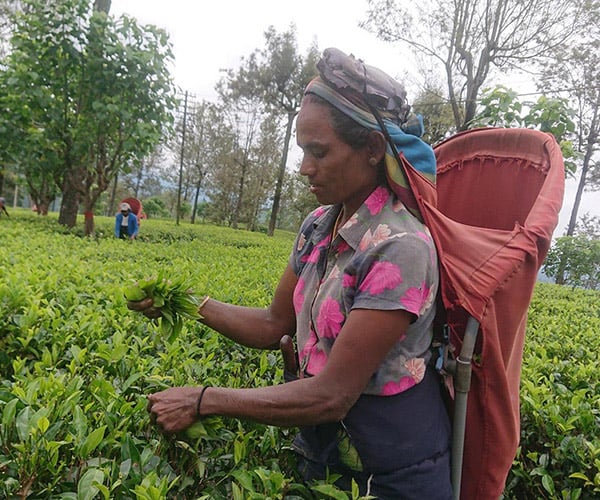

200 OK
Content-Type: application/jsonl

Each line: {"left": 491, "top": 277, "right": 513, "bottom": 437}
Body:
{"left": 26, "top": 175, "right": 55, "bottom": 216}
{"left": 58, "top": 170, "right": 81, "bottom": 227}
{"left": 84, "top": 210, "right": 95, "bottom": 236}
{"left": 233, "top": 161, "right": 247, "bottom": 230}
{"left": 191, "top": 171, "right": 203, "bottom": 224}
{"left": 268, "top": 110, "right": 295, "bottom": 236}
{"left": 107, "top": 172, "right": 118, "bottom": 216}
{"left": 567, "top": 108, "right": 599, "bottom": 236}
{"left": 567, "top": 163, "right": 589, "bottom": 237}
{"left": 93, "top": 0, "right": 111, "bottom": 13}
{"left": 82, "top": 187, "right": 105, "bottom": 236}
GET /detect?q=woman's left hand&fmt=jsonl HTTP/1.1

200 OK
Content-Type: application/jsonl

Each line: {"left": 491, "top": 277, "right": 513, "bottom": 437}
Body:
{"left": 147, "top": 386, "right": 203, "bottom": 433}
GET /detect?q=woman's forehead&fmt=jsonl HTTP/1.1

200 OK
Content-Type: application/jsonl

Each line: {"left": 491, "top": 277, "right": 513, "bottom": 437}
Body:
{"left": 296, "top": 101, "right": 334, "bottom": 143}
{"left": 297, "top": 100, "right": 331, "bottom": 127}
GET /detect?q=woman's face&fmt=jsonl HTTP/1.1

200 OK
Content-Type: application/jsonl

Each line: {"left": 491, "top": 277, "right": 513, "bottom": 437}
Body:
{"left": 296, "top": 99, "right": 378, "bottom": 212}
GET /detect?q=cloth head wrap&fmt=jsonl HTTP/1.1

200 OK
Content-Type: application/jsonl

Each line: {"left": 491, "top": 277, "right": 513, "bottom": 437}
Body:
{"left": 304, "top": 48, "right": 436, "bottom": 220}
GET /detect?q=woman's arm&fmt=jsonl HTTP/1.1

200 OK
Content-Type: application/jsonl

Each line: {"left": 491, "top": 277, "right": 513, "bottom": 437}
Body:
{"left": 198, "top": 263, "right": 298, "bottom": 349}
{"left": 129, "top": 263, "right": 298, "bottom": 349}
{"left": 147, "top": 307, "right": 412, "bottom": 432}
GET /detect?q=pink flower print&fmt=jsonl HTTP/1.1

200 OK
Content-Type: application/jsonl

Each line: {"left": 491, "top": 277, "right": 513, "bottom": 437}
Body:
{"left": 305, "top": 246, "right": 321, "bottom": 264}
{"left": 313, "top": 206, "right": 327, "bottom": 218}
{"left": 372, "top": 224, "right": 391, "bottom": 244}
{"left": 392, "top": 199, "right": 406, "bottom": 213}
{"left": 293, "top": 278, "right": 305, "bottom": 314}
{"left": 346, "top": 213, "right": 359, "bottom": 227}
{"left": 359, "top": 224, "right": 391, "bottom": 251}
{"left": 343, "top": 273, "right": 357, "bottom": 288}
{"left": 381, "top": 376, "right": 416, "bottom": 395}
{"left": 327, "top": 265, "right": 341, "bottom": 281}
{"left": 365, "top": 186, "right": 389, "bottom": 215}
{"left": 417, "top": 229, "right": 437, "bottom": 264}
{"left": 405, "top": 357, "right": 426, "bottom": 384}
{"left": 316, "top": 297, "right": 344, "bottom": 338}
{"left": 416, "top": 231, "right": 432, "bottom": 244}
{"left": 299, "top": 329, "right": 319, "bottom": 363}
{"left": 317, "top": 234, "right": 332, "bottom": 248}
{"left": 302, "top": 234, "right": 331, "bottom": 263}
{"left": 419, "top": 283, "right": 436, "bottom": 315}
{"left": 336, "top": 240, "right": 350, "bottom": 254}
{"left": 359, "top": 261, "right": 403, "bottom": 294}
{"left": 297, "top": 232, "right": 307, "bottom": 252}
{"left": 400, "top": 282, "right": 430, "bottom": 315}
{"left": 306, "top": 345, "right": 328, "bottom": 375}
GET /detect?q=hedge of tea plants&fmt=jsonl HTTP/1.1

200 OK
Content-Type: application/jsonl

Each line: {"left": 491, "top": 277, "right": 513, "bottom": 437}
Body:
{"left": 0, "top": 210, "right": 598, "bottom": 499}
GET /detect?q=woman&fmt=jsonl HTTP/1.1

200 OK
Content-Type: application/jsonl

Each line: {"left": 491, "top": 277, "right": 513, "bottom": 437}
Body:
{"left": 115, "top": 202, "right": 139, "bottom": 240}
{"left": 129, "top": 49, "right": 452, "bottom": 499}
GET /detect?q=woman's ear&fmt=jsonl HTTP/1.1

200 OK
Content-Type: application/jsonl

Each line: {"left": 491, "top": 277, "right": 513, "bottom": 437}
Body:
{"left": 367, "top": 131, "right": 387, "bottom": 164}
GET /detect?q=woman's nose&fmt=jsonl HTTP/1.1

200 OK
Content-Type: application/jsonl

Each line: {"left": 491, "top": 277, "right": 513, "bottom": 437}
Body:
{"left": 299, "top": 155, "right": 313, "bottom": 176}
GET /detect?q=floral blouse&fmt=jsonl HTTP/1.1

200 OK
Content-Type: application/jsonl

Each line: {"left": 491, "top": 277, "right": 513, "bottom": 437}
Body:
{"left": 290, "top": 185, "right": 439, "bottom": 396}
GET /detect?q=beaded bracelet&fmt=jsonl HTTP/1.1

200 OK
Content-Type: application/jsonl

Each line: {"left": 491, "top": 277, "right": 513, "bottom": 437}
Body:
{"left": 196, "top": 386, "right": 209, "bottom": 417}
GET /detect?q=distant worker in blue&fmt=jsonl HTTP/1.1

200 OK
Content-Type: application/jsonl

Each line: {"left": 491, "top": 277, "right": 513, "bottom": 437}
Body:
{"left": 115, "top": 202, "right": 139, "bottom": 240}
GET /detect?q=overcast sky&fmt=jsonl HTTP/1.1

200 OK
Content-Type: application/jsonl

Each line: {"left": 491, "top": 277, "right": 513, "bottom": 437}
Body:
{"left": 110, "top": 0, "right": 405, "bottom": 100}
{"left": 110, "top": 0, "right": 598, "bottom": 235}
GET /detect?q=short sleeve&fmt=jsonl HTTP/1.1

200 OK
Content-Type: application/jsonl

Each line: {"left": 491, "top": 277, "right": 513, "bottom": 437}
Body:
{"left": 350, "top": 232, "right": 438, "bottom": 318}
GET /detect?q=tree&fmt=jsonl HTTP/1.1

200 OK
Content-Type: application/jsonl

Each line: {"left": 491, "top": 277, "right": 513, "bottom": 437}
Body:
{"left": 361, "top": 0, "right": 586, "bottom": 131}
{"left": 0, "top": 0, "right": 19, "bottom": 59}
{"left": 246, "top": 112, "right": 283, "bottom": 231}
{"left": 412, "top": 84, "right": 456, "bottom": 145}
{"left": 1, "top": 0, "right": 176, "bottom": 234}
{"left": 184, "top": 101, "right": 212, "bottom": 225}
{"left": 471, "top": 85, "right": 578, "bottom": 173}
{"left": 278, "top": 168, "right": 319, "bottom": 232}
{"left": 543, "top": 216, "right": 600, "bottom": 289}
{"left": 538, "top": 4, "right": 600, "bottom": 236}
{"left": 199, "top": 105, "right": 242, "bottom": 227}
{"left": 220, "top": 25, "right": 319, "bottom": 235}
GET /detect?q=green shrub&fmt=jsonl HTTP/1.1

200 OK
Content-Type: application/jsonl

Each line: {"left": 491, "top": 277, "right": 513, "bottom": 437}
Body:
{"left": 1, "top": 211, "right": 598, "bottom": 498}
{"left": 504, "top": 284, "right": 600, "bottom": 499}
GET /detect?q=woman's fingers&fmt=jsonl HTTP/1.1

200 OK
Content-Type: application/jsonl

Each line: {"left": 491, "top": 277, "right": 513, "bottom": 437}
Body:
{"left": 127, "top": 297, "right": 154, "bottom": 311}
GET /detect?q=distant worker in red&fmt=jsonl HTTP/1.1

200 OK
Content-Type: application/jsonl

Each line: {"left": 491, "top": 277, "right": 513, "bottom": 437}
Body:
{"left": 0, "top": 197, "right": 9, "bottom": 217}
{"left": 115, "top": 202, "right": 139, "bottom": 240}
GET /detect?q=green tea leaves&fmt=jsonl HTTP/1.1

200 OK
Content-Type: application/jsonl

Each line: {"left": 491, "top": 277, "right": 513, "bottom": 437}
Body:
{"left": 124, "top": 273, "right": 202, "bottom": 342}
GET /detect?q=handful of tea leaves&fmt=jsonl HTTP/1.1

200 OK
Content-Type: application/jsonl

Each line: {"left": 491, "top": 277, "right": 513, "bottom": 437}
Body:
{"left": 124, "top": 273, "right": 202, "bottom": 341}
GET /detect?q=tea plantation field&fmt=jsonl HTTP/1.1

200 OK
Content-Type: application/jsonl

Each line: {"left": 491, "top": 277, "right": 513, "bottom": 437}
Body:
{"left": 1, "top": 210, "right": 598, "bottom": 499}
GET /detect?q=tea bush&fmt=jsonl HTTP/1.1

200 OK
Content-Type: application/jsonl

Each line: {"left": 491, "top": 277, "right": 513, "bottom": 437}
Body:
{"left": 505, "top": 285, "right": 600, "bottom": 499}
{"left": 0, "top": 210, "right": 598, "bottom": 499}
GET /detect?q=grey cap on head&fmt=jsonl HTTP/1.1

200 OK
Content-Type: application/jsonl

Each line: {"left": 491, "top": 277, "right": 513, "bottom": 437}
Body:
{"left": 120, "top": 202, "right": 130, "bottom": 211}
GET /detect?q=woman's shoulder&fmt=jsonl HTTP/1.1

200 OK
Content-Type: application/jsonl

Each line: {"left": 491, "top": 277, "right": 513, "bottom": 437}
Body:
{"left": 298, "top": 205, "right": 335, "bottom": 232}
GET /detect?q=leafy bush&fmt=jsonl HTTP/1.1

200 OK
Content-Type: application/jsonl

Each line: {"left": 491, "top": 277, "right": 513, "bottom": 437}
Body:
{"left": 142, "top": 197, "right": 171, "bottom": 219}
{"left": 504, "top": 284, "right": 600, "bottom": 499}
{"left": 544, "top": 234, "right": 600, "bottom": 290}
{"left": 1, "top": 210, "right": 598, "bottom": 498}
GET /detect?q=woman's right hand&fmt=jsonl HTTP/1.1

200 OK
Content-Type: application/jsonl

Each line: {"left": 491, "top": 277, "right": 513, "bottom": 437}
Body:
{"left": 127, "top": 297, "right": 163, "bottom": 319}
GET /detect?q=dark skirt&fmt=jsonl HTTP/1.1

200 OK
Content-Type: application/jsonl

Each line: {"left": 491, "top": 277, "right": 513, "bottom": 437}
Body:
{"left": 292, "top": 368, "right": 452, "bottom": 499}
